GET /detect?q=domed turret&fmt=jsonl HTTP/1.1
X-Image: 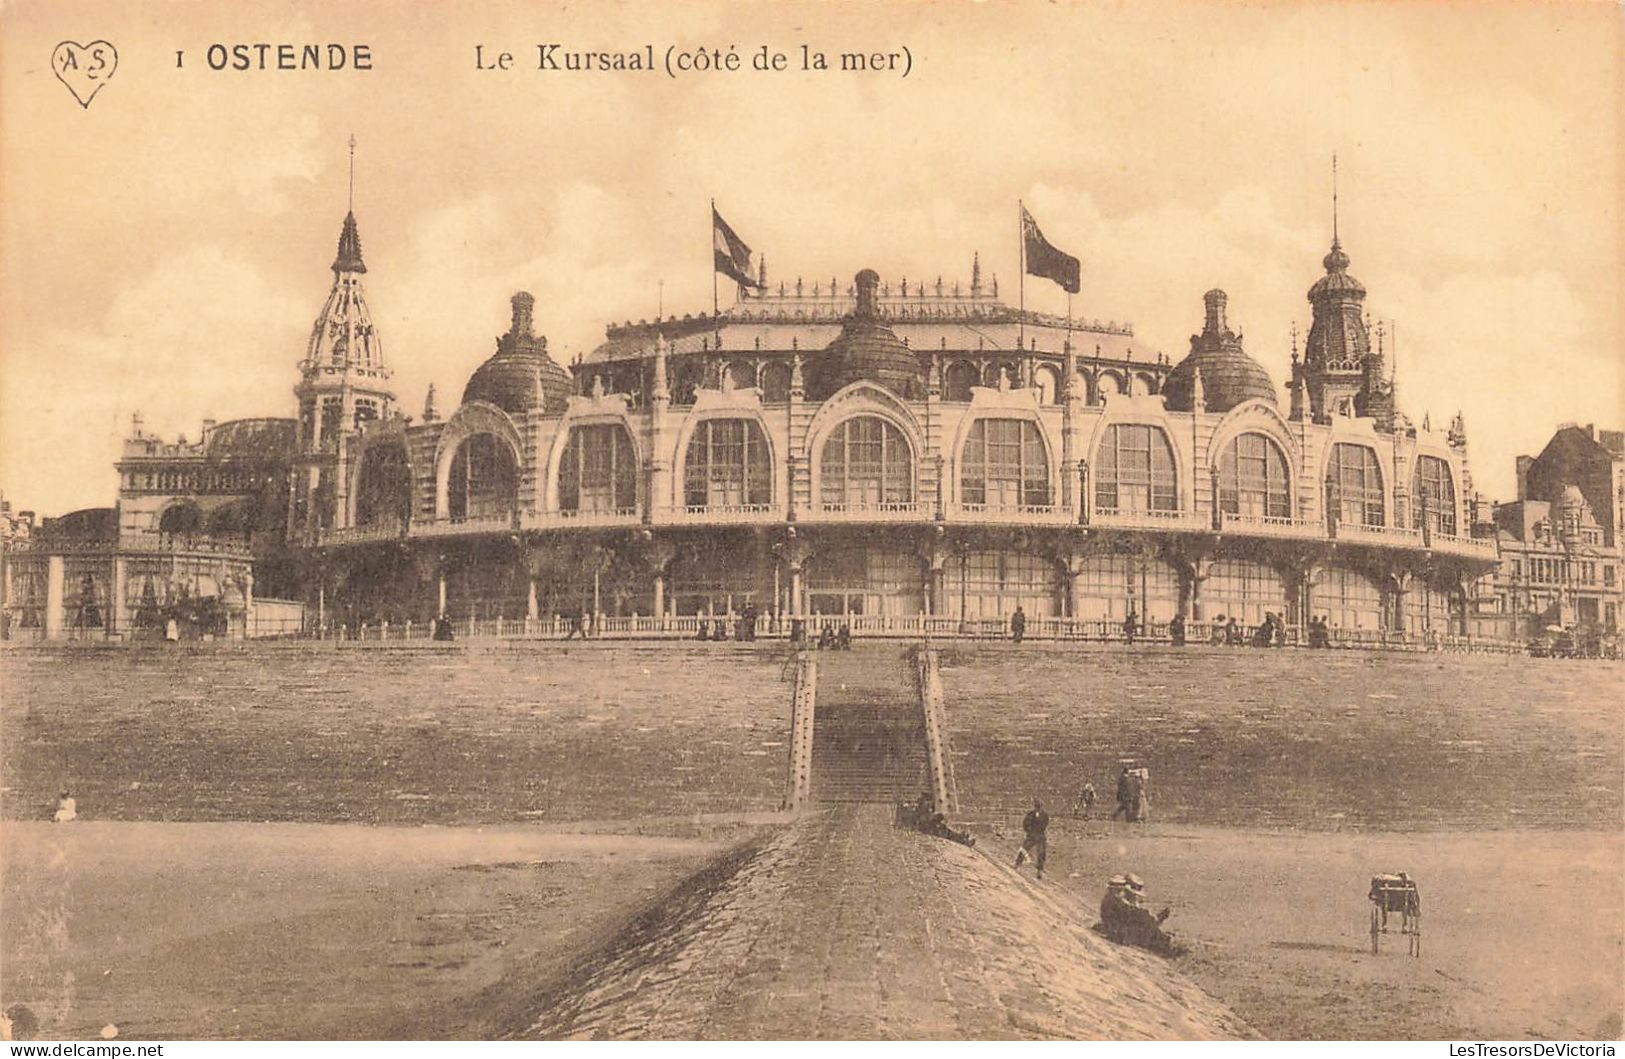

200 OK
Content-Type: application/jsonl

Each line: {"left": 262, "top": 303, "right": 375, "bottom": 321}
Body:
{"left": 1162, "top": 290, "right": 1278, "bottom": 413}
{"left": 809, "top": 269, "right": 926, "bottom": 400}
{"left": 461, "top": 292, "right": 572, "bottom": 416}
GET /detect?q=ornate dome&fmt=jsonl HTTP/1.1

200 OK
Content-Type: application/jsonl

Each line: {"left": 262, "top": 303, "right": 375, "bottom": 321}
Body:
{"left": 810, "top": 269, "right": 926, "bottom": 400}
{"left": 1308, "top": 239, "right": 1366, "bottom": 298}
{"left": 1162, "top": 290, "right": 1278, "bottom": 412}
{"left": 462, "top": 292, "right": 572, "bottom": 416}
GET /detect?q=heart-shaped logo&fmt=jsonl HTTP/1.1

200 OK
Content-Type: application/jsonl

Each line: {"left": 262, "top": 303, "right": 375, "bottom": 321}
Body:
{"left": 53, "top": 40, "right": 118, "bottom": 109}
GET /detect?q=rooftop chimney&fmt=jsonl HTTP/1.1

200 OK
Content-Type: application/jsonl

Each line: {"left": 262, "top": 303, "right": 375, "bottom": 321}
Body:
{"left": 510, "top": 291, "right": 535, "bottom": 337}
{"left": 1203, "top": 289, "right": 1228, "bottom": 336}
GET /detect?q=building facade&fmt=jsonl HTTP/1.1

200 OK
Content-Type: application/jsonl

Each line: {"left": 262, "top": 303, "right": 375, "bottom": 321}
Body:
{"left": 2, "top": 208, "right": 1507, "bottom": 641}
{"left": 1474, "top": 424, "right": 1624, "bottom": 647}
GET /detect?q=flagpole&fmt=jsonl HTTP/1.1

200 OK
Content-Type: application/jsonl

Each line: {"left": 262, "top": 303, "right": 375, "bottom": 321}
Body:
{"left": 1017, "top": 201, "right": 1026, "bottom": 356}
{"left": 710, "top": 198, "right": 720, "bottom": 323}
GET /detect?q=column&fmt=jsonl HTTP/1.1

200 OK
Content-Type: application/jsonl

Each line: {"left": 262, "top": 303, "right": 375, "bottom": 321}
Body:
{"left": 111, "top": 556, "right": 128, "bottom": 638}
{"left": 1185, "top": 557, "right": 1211, "bottom": 621}
{"left": 44, "top": 555, "right": 65, "bottom": 640}
{"left": 437, "top": 572, "right": 447, "bottom": 617}
{"left": 653, "top": 571, "right": 665, "bottom": 623}
{"left": 243, "top": 571, "right": 255, "bottom": 639}
{"left": 527, "top": 578, "right": 539, "bottom": 621}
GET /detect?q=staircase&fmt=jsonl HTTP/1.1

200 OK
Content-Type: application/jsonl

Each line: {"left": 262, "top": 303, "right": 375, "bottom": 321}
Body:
{"left": 809, "top": 648, "right": 929, "bottom": 804}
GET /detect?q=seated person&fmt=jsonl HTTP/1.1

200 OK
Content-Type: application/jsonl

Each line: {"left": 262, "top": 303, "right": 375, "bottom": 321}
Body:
{"left": 817, "top": 624, "right": 837, "bottom": 650}
{"left": 1099, "top": 874, "right": 1183, "bottom": 956}
{"left": 836, "top": 623, "right": 852, "bottom": 650}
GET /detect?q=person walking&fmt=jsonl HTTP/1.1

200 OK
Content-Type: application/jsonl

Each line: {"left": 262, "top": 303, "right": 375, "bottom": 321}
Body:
{"left": 1112, "top": 765, "right": 1133, "bottom": 821}
{"left": 1014, "top": 799, "right": 1050, "bottom": 879}
{"left": 1010, "top": 605, "right": 1027, "bottom": 644}
{"left": 1077, "top": 781, "right": 1098, "bottom": 819}
{"left": 1122, "top": 608, "right": 1138, "bottom": 646}
{"left": 1168, "top": 612, "right": 1186, "bottom": 647}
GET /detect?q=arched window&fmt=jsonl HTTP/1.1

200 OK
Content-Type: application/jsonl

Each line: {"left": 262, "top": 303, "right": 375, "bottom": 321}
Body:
{"left": 449, "top": 433, "right": 518, "bottom": 519}
{"left": 558, "top": 423, "right": 637, "bottom": 513}
{"left": 1034, "top": 365, "right": 1061, "bottom": 405}
{"left": 1218, "top": 433, "right": 1291, "bottom": 519}
{"left": 962, "top": 419, "right": 1050, "bottom": 507}
{"left": 1412, "top": 455, "right": 1457, "bottom": 536}
{"left": 1095, "top": 373, "right": 1122, "bottom": 400}
{"left": 760, "top": 361, "right": 792, "bottom": 403}
{"left": 1095, "top": 424, "right": 1177, "bottom": 513}
{"left": 724, "top": 360, "right": 757, "bottom": 390}
{"left": 820, "top": 417, "right": 912, "bottom": 507}
{"left": 684, "top": 419, "right": 772, "bottom": 509}
{"left": 1129, "top": 372, "right": 1155, "bottom": 397}
{"left": 944, "top": 361, "right": 979, "bottom": 402}
{"left": 1325, "top": 443, "right": 1384, "bottom": 527}
{"left": 355, "top": 444, "right": 411, "bottom": 529}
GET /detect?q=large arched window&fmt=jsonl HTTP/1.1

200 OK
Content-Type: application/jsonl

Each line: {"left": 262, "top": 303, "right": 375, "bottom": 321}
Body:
{"left": 558, "top": 423, "right": 636, "bottom": 513}
{"left": 1095, "top": 424, "right": 1177, "bottom": 512}
{"left": 820, "top": 416, "right": 913, "bottom": 507}
{"left": 1218, "top": 433, "right": 1291, "bottom": 519}
{"left": 684, "top": 419, "right": 772, "bottom": 509}
{"left": 962, "top": 419, "right": 1050, "bottom": 507}
{"left": 1412, "top": 455, "right": 1457, "bottom": 536}
{"left": 449, "top": 433, "right": 518, "bottom": 519}
{"left": 355, "top": 444, "right": 411, "bottom": 528}
{"left": 1325, "top": 443, "right": 1384, "bottom": 527}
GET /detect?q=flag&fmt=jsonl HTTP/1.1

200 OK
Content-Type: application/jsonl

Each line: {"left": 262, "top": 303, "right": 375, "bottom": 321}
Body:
{"left": 1021, "top": 205, "right": 1080, "bottom": 294}
{"left": 713, "top": 206, "right": 762, "bottom": 289}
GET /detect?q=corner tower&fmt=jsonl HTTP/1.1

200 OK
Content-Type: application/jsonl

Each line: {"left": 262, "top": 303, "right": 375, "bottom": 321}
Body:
{"left": 1296, "top": 234, "right": 1393, "bottom": 430}
{"left": 289, "top": 138, "right": 395, "bottom": 542}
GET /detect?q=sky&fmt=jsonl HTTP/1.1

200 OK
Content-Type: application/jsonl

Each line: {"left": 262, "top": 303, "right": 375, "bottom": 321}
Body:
{"left": 2, "top": 0, "right": 1622, "bottom": 516}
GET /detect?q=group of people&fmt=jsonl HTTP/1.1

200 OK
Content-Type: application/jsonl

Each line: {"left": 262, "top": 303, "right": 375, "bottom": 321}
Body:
{"left": 696, "top": 602, "right": 763, "bottom": 642}
{"left": 900, "top": 785, "right": 1181, "bottom": 958}
{"left": 1205, "top": 613, "right": 1285, "bottom": 648}
{"left": 1099, "top": 873, "right": 1184, "bottom": 956}
{"left": 1074, "top": 763, "right": 1152, "bottom": 823}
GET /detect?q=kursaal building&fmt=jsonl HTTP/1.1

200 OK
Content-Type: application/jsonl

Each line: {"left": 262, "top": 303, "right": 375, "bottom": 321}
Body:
{"left": 4, "top": 196, "right": 1506, "bottom": 640}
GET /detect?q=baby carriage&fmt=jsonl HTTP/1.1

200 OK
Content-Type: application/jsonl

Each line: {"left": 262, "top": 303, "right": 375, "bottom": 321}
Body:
{"left": 1368, "top": 873, "right": 1421, "bottom": 956}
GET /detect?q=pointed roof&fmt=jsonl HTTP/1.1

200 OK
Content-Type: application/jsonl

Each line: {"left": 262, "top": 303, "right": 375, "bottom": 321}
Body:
{"left": 332, "top": 211, "right": 367, "bottom": 274}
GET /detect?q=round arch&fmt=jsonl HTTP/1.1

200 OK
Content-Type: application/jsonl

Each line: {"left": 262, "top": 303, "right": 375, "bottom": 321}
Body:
{"left": 433, "top": 402, "right": 526, "bottom": 519}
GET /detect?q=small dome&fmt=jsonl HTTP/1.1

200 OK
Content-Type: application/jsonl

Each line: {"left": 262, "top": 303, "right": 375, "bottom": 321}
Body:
{"left": 1309, "top": 239, "right": 1366, "bottom": 299}
{"left": 1162, "top": 289, "right": 1278, "bottom": 413}
{"left": 810, "top": 269, "right": 925, "bottom": 399}
{"left": 461, "top": 292, "right": 572, "bottom": 416}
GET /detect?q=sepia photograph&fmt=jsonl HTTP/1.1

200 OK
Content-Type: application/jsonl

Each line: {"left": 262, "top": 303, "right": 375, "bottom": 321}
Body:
{"left": 1, "top": 0, "right": 1622, "bottom": 1045}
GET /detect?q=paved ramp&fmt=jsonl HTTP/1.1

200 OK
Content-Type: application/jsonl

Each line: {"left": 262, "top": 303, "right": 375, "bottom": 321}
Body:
{"left": 516, "top": 806, "right": 1252, "bottom": 1040}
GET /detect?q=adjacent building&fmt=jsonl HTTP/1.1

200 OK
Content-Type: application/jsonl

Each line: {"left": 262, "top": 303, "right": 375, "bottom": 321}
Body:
{"left": 1473, "top": 424, "right": 1624, "bottom": 645}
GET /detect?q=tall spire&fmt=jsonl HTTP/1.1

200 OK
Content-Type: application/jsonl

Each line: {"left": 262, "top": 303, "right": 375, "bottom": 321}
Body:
{"left": 331, "top": 135, "right": 366, "bottom": 273}
{"left": 1326, "top": 151, "right": 1339, "bottom": 248}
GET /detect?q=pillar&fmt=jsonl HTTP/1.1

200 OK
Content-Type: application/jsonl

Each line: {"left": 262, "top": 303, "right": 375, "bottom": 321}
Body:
{"left": 111, "top": 556, "right": 128, "bottom": 638}
{"left": 1185, "top": 557, "right": 1211, "bottom": 621}
{"left": 527, "top": 578, "right": 539, "bottom": 621}
{"left": 44, "top": 555, "right": 64, "bottom": 640}
{"left": 437, "top": 572, "right": 447, "bottom": 616}
{"left": 653, "top": 571, "right": 665, "bottom": 622}
{"left": 243, "top": 571, "right": 254, "bottom": 639}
